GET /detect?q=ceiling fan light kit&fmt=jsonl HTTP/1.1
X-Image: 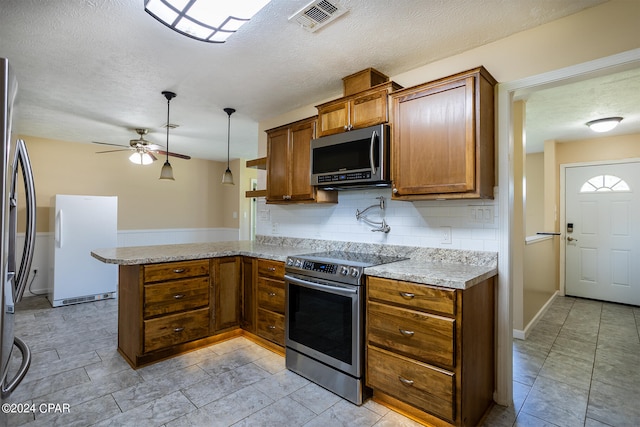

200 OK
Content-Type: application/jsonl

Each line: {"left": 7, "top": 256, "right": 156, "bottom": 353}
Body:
{"left": 585, "top": 116, "right": 623, "bottom": 133}
{"left": 222, "top": 107, "right": 236, "bottom": 185}
{"left": 144, "top": 0, "right": 271, "bottom": 43}
{"left": 129, "top": 152, "right": 154, "bottom": 165}
{"left": 159, "top": 91, "right": 176, "bottom": 180}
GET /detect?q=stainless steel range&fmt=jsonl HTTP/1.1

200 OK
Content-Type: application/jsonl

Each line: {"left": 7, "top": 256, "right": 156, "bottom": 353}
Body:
{"left": 284, "top": 251, "right": 406, "bottom": 405}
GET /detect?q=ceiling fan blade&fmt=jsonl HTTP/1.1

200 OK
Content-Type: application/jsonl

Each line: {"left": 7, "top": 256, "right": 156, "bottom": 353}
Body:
{"left": 156, "top": 150, "right": 191, "bottom": 160}
{"left": 92, "top": 141, "right": 129, "bottom": 148}
{"left": 96, "top": 149, "right": 131, "bottom": 154}
{"left": 148, "top": 152, "right": 158, "bottom": 161}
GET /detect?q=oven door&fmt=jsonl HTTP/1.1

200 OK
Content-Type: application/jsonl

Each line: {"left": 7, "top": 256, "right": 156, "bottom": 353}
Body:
{"left": 285, "top": 273, "right": 362, "bottom": 377}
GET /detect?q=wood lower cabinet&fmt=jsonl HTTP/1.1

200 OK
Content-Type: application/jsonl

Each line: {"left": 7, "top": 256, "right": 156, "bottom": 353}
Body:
{"left": 266, "top": 117, "right": 337, "bottom": 204}
{"left": 212, "top": 257, "right": 241, "bottom": 332}
{"left": 240, "top": 257, "right": 256, "bottom": 333}
{"left": 118, "top": 258, "right": 244, "bottom": 368}
{"left": 390, "top": 67, "right": 496, "bottom": 200}
{"left": 366, "top": 276, "right": 495, "bottom": 427}
{"left": 254, "top": 259, "right": 286, "bottom": 346}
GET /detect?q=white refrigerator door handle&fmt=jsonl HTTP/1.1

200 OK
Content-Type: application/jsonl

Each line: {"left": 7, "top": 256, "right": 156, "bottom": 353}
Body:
{"left": 56, "top": 210, "right": 63, "bottom": 248}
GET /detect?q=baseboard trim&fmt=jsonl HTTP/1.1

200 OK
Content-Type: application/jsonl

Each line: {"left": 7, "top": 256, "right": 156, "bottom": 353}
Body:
{"left": 513, "top": 291, "right": 559, "bottom": 340}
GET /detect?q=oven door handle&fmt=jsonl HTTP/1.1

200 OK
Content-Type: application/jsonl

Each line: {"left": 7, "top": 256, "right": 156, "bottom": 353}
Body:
{"left": 285, "top": 274, "right": 358, "bottom": 297}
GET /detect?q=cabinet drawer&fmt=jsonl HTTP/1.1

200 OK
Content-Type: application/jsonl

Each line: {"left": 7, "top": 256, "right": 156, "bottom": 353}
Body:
{"left": 144, "top": 259, "right": 209, "bottom": 283}
{"left": 257, "top": 277, "right": 285, "bottom": 314}
{"left": 257, "top": 259, "right": 284, "bottom": 280}
{"left": 368, "top": 277, "right": 456, "bottom": 316}
{"left": 143, "top": 277, "right": 209, "bottom": 318}
{"left": 144, "top": 307, "right": 209, "bottom": 353}
{"left": 256, "top": 308, "right": 285, "bottom": 346}
{"left": 368, "top": 301, "right": 455, "bottom": 369}
{"left": 367, "top": 346, "right": 455, "bottom": 423}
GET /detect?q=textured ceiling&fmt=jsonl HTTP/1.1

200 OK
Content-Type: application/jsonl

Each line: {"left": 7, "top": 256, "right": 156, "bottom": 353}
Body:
{"left": 1, "top": 0, "right": 625, "bottom": 162}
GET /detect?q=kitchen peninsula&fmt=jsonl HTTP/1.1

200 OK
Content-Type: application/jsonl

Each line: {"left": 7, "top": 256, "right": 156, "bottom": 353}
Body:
{"left": 92, "top": 237, "right": 497, "bottom": 427}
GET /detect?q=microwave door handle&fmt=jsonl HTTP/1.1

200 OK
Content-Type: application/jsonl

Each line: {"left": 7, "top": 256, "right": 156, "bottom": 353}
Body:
{"left": 11, "top": 139, "right": 37, "bottom": 303}
{"left": 369, "top": 131, "right": 377, "bottom": 175}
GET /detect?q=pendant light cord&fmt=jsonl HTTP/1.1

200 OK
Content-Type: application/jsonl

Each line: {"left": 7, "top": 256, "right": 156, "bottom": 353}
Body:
{"left": 226, "top": 112, "right": 230, "bottom": 169}
{"left": 166, "top": 97, "right": 170, "bottom": 163}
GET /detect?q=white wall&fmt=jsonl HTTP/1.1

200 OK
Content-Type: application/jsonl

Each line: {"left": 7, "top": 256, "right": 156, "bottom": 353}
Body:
{"left": 257, "top": 188, "right": 498, "bottom": 251}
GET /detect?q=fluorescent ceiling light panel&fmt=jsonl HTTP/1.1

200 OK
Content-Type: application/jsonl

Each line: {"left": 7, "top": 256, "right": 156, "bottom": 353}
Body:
{"left": 145, "top": 0, "right": 270, "bottom": 43}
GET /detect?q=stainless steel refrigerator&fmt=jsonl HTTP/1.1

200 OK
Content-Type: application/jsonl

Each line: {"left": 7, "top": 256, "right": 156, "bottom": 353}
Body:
{"left": 1, "top": 57, "right": 36, "bottom": 398}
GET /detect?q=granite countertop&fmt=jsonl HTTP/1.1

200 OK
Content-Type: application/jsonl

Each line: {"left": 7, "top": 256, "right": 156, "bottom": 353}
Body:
{"left": 91, "top": 238, "right": 497, "bottom": 290}
{"left": 91, "top": 241, "right": 312, "bottom": 265}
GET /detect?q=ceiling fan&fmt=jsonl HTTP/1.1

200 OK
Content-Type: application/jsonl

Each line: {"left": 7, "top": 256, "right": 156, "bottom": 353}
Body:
{"left": 93, "top": 128, "right": 191, "bottom": 165}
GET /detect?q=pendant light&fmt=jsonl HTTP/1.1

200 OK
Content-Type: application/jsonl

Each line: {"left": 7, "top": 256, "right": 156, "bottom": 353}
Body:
{"left": 159, "top": 91, "right": 176, "bottom": 180}
{"left": 222, "top": 107, "right": 235, "bottom": 185}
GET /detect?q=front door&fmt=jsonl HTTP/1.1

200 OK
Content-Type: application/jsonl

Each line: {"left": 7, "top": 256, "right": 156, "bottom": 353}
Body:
{"left": 565, "top": 161, "right": 640, "bottom": 305}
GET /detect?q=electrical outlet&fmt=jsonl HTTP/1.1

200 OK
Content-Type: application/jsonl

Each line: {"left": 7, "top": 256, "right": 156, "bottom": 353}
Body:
{"left": 440, "top": 226, "right": 452, "bottom": 244}
{"left": 272, "top": 223, "right": 279, "bottom": 234}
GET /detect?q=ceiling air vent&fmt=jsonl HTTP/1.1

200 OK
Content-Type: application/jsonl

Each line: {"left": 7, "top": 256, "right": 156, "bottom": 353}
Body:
{"left": 289, "top": 0, "right": 348, "bottom": 33}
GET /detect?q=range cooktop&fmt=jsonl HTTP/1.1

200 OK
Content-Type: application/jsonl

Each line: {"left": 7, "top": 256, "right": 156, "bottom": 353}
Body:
{"left": 285, "top": 251, "right": 408, "bottom": 285}
{"left": 294, "top": 251, "right": 408, "bottom": 267}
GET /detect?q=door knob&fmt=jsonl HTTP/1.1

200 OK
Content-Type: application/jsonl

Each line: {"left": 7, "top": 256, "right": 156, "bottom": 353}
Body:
{"left": 567, "top": 237, "right": 578, "bottom": 242}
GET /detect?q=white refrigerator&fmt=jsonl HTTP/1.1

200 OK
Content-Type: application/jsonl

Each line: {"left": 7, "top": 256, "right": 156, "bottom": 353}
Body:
{"left": 49, "top": 195, "right": 118, "bottom": 307}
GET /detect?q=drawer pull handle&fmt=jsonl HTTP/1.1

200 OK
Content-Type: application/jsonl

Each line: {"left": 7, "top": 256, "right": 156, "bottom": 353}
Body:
{"left": 268, "top": 325, "right": 276, "bottom": 330}
{"left": 267, "top": 267, "right": 276, "bottom": 272}
{"left": 399, "top": 292, "right": 415, "bottom": 299}
{"left": 173, "top": 268, "right": 185, "bottom": 273}
{"left": 173, "top": 327, "right": 185, "bottom": 333}
{"left": 398, "top": 376, "right": 414, "bottom": 386}
{"left": 399, "top": 329, "right": 415, "bottom": 337}
{"left": 173, "top": 294, "right": 185, "bottom": 299}
{"left": 268, "top": 292, "right": 276, "bottom": 297}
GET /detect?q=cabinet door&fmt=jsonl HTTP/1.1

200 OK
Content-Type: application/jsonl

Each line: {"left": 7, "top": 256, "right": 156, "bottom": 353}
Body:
{"left": 240, "top": 257, "right": 256, "bottom": 333}
{"left": 266, "top": 127, "right": 290, "bottom": 202}
{"left": 213, "top": 257, "right": 241, "bottom": 332}
{"left": 289, "top": 119, "right": 316, "bottom": 201}
{"left": 350, "top": 90, "right": 389, "bottom": 130}
{"left": 392, "top": 77, "right": 476, "bottom": 197}
{"left": 317, "top": 100, "right": 349, "bottom": 137}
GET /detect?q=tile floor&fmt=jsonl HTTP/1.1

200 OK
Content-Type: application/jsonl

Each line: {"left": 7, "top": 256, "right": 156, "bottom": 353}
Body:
{"left": 2, "top": 295, "right": 639, "bottom": 426}
{"left": 483, "top": 296, "right": 640, "bottom": 427}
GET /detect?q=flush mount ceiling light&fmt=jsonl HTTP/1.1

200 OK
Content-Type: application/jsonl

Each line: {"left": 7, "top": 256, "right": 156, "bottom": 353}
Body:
{"left": 222, "top": 107, "right": 235, "bottom": 185}
{"left": 586, "top": 117, "right": 623, "bottom": 133}
{"left": 144, "top": 0, "right": 271, "bottom": 43}
{"left": 159, "top": 91, "right": 176, "bottom": 180}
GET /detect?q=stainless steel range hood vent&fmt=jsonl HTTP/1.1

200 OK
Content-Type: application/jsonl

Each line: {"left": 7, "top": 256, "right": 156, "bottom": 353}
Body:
{"left": 289, "top": 0, "right": 348, "bottom": 33}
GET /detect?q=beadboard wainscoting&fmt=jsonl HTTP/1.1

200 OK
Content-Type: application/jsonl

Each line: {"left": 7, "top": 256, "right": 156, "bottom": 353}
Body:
{"left": 17, "top": 228, "right": 240, "bottom": 298}
{"left": 255, "top": 188, "right": 499, "bottom": 252}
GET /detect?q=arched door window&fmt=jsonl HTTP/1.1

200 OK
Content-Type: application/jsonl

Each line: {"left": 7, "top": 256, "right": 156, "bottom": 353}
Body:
{"left": 580, "top": 175, "right": 630, "bottom": 193}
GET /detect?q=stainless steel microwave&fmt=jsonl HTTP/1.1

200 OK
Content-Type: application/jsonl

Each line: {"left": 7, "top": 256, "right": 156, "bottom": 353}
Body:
{"left": 310, "top": 124, "right": 390, "bottom": 189}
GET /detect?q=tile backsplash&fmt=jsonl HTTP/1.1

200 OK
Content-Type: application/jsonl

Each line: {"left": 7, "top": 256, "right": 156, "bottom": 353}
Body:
{"left": 256, "top": 188, "right": 499, "bottom": 252}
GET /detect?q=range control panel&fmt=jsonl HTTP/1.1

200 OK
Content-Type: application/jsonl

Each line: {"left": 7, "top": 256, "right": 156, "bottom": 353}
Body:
{"left": 286, "top": 256, "right": 363, "bottom": 283}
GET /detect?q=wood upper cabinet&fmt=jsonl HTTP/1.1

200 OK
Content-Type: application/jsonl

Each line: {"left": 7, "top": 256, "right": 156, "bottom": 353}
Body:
{"left": 265, "top": 116, "right": 337, "bottom": 204}
{"left": 316, "top": 81, "right": 402, "bottom": 137}
{"left": 212, "top": 256, "right": 241, "bottom": 332}
{"left": 390, "top": 67, "right": 496, "bottom": 200}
